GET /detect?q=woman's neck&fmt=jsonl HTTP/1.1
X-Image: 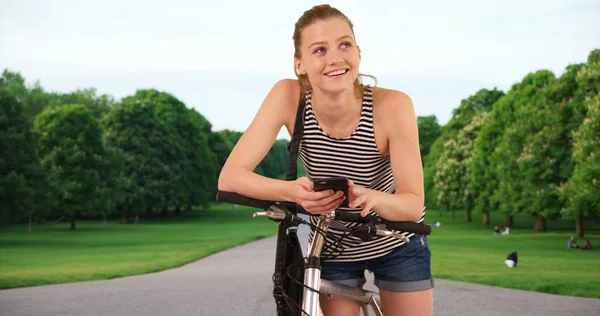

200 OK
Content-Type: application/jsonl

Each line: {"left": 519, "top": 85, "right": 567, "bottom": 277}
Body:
{"left": 311, "top": 86, "right": 362, "bottom": 129}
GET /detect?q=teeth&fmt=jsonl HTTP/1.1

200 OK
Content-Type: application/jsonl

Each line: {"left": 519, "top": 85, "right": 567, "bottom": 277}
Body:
{"left": 326, "top": 69, "right": 347, "bottom": 76}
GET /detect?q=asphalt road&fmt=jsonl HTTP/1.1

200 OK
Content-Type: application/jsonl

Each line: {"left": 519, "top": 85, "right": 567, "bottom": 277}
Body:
{"left": 1, "top": 226, "right": 599, "bottom": 316}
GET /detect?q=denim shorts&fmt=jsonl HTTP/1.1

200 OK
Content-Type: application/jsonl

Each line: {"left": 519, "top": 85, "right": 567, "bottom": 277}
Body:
{"left": 320, "top": 235, "right": 434, "bottom": 292}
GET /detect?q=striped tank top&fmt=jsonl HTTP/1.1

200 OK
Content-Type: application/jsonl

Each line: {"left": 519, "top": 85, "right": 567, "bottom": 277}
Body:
{"left": 299, "top": 85, "right": 426, "bottom": 262}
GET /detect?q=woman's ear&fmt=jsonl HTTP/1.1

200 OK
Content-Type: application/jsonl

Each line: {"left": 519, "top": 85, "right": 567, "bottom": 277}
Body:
{"left": 295, "top": 58, "right": 306, "bottom": 75}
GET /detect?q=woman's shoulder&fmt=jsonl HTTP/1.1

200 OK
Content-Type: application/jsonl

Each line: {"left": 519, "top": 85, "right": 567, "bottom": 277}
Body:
{"left": 371, "top": 86, "right": 414, "bottom": 114}
{"left": 269, "top": 79, "right": 303, "bottom": 104}
{"left": 260, "top": 79, "right": 303, "bottom": 131}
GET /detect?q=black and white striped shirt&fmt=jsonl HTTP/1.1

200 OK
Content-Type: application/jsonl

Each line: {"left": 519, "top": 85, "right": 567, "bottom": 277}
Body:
{"left": 299, "top": 85, "right": 426, "bottom": 262}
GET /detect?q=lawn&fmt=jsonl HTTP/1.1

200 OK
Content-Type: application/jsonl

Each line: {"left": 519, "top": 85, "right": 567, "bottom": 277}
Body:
{"left": 426, "top": 210, "right": 600, "bottom": 298}
{"left": 1, "top": 205, "right": 599, "bottom": 299}
{"left": 0, "top": 203, "right": 276, "bottom": 289}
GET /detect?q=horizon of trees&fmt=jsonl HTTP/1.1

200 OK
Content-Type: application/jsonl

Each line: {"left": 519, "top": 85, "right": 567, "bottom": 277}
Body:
{"left": 0, "top": 72, "right": 289, "bottom": 229}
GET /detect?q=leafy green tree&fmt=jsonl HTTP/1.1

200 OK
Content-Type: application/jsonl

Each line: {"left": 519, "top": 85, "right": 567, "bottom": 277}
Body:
{"left": 103, "top": 92, "right": 173, "bottom": 219}
{"left": 560, "top": 49, "right": 600, "bottom": 237}
{"left": 417, "top": 115, "right": 441, "bottom": 164}
{"left": 491, "top": 70, "right": 556, "bottom": 231}
{"left": 560, "top": 94, "right": 600, "bottom": 237}
{"left": 1, "top": 69, "right": 52, "bottom": 119}
{"left": 434, "top": 112, "right": 490, "bottom": 222}
{"left": 34, "top": 104, "right": 107, "bottom": 230}
{"left": 0, "top": 90, "right": 48, "bottom": 225}
{"left": 48, "top": 88, "right": 114, "bottom": 120}
{"left": 182, "top": 108, "right": 217, "bottom": 210}
{"left": 431, "top": 88, "right": 503, "bottom": 219}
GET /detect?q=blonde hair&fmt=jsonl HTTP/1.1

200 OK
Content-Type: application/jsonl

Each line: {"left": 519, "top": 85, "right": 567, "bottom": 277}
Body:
{"left": 292, "top": 4, "right": 377, "bottom": 93}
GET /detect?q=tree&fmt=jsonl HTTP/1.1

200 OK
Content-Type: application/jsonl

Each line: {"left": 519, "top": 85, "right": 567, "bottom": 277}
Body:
{"left": 434, "top": 112, "right": 490, "bottom": 222}
{"left": 491, "top": 70, "right": 556, "bottom": 232}
{"left": 34, "top": 104, "right": 107, "bottom": 230}
{"left": 0, "top": 69, "right": 52, "bottom": 119}
{"left": 103, "top": 92, "right": 173, "bottom": 219}
{"left": 431, "top": 88, "right": 503, "bottom": 219}
{"left": 185, "top": 108, "right": 218, "bottom": 209}
{"left": 417, "top": 115, "right": 441, "bottom": 165}
{"left": 0, "top": 90, "right": 48, "bottom": 225}
{"left": 48, "top": 88, "right": 114, "bottom": 120}
{"left": 560, "top": 49, "right": 600, "bottom": 237}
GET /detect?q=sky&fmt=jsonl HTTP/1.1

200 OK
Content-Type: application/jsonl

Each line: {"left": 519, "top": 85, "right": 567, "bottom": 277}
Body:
{"left": 1, "top": 0, "right": 599, "bottom": 139}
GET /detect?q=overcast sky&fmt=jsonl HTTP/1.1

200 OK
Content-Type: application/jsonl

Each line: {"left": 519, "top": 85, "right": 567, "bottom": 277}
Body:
{"left": 1, "top": 0, "right": 598, "bottom": 139}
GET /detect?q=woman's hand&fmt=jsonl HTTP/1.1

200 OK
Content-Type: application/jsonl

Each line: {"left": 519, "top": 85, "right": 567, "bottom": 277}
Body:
{"left": 348, "top": 180, "right": 381, "bottom": 217}
{"left": 292, "top": 177, "right": 346, "bottom": 215}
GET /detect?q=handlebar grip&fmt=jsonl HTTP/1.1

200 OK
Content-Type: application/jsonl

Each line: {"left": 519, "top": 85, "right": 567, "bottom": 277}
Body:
{"left": 381, "top": 219, "right": 431, "bottom": 235}
{"left": 215, "top": 191, "right": 309, "bottom": 215}
{"left": 216, "top": 191, "right": 275, "bottom": 209}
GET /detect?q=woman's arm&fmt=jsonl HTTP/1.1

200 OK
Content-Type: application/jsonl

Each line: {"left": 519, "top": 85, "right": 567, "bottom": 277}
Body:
{"left": 218, "top": 79, "right": 345, "bottom": 212}
{"left": 348, "top": 89, "right": 424, "bottom": 222}
{"left": 218, "top": 79, "right": 298, "bottom": 201}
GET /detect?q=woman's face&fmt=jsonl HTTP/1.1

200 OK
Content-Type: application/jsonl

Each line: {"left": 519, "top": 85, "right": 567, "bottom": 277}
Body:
{"left": 296, "top": 17, "right": 361, "bottom": 94}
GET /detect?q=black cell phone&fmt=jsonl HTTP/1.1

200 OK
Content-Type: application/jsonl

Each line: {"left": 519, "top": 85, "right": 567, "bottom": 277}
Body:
{"left": 312, "top": 176, "right": 349, "bottom": 208}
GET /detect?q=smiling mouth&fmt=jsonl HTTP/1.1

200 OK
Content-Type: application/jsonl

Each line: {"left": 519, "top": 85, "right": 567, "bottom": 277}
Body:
{"left": 325, "top": 69, "right": 348, "bottom": 77}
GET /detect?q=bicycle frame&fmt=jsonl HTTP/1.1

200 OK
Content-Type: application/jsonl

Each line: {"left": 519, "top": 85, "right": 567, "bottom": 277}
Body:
{"left": 301, "top": 213, "right": 384, "bottom": 316}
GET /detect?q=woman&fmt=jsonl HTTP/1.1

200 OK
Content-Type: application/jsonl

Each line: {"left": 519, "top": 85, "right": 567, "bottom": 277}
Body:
{"left": 218, "top": 4, "right": 433, "bottom": 316}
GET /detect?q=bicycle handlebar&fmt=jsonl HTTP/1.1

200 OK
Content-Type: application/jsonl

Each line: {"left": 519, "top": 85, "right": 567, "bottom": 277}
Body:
{"left": 216, "top": 190, "right": 431, "bottom": 236}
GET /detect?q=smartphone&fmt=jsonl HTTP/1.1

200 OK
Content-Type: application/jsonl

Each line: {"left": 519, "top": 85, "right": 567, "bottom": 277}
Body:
{"left": 312, "top": 176, "right": 349, "bottom": 208}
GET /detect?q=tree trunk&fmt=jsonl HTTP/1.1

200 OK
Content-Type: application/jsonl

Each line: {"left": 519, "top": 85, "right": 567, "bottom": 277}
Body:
{"left": 464, "top": 208, "right": 472, "bottom": 223}
{"left": 146, "top": 207, "right": 153, "bottom": 219}
{"left": 505, "top": 215, "right": 513, "bottom": 228}
{"left": 70, "top": 215, "right": 77, "bottom": 230}
{"left": 482, "top": 211, "right": 490, "bottom": 226}
{"left": 175, "top": 205, "right": 181, "bottom": 216}
{"left": 575, "top": 216, "right": 584, "bottom": 237}
{"left": 161, "top": 206, "right": 168, "bottom": 217}
{"left": 533, "top": 214, "right": 546, "bottom": 232}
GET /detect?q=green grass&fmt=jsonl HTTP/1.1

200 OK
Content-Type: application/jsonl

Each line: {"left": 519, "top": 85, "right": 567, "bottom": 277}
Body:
{"left": 0, "top": 203, "right": 276, "bottom": 289}
{"left": 425, "top": 211, "right": 600, "bottom": 298}
{"left": 1, "top": 206, "right": 599, "bottom": 299}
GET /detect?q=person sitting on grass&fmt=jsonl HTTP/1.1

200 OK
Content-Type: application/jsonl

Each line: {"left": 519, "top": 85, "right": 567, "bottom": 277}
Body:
{"left": 581, "top": 239, "right": 592, "bottom": 250}
{"left": 567, "top": 236, "right": 578, "bottom": 249}
{"left": 493, "top": 225, "right": 500, "bottom": 235}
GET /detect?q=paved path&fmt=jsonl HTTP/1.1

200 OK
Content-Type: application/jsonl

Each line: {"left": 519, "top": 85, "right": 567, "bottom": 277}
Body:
{"left": 1, "top": 228, "right": 599, "bottom": 316}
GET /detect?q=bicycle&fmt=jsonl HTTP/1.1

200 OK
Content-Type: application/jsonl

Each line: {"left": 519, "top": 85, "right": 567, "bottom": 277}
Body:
{"left": 216, "top": 190, "right": 431, "bottom": 316}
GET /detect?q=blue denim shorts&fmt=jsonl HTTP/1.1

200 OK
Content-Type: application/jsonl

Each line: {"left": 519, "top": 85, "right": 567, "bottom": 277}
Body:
{"left": 320, "top": 235, "right": 434, "bottom": 292}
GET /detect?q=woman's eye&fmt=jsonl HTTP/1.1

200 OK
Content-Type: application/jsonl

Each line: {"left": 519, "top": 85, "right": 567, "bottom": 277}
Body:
{"left": 341, "top": 42, "right": 352, "bottom": 48}
{"left": 314, "top": 47, "right": 325, "bottom": 54}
